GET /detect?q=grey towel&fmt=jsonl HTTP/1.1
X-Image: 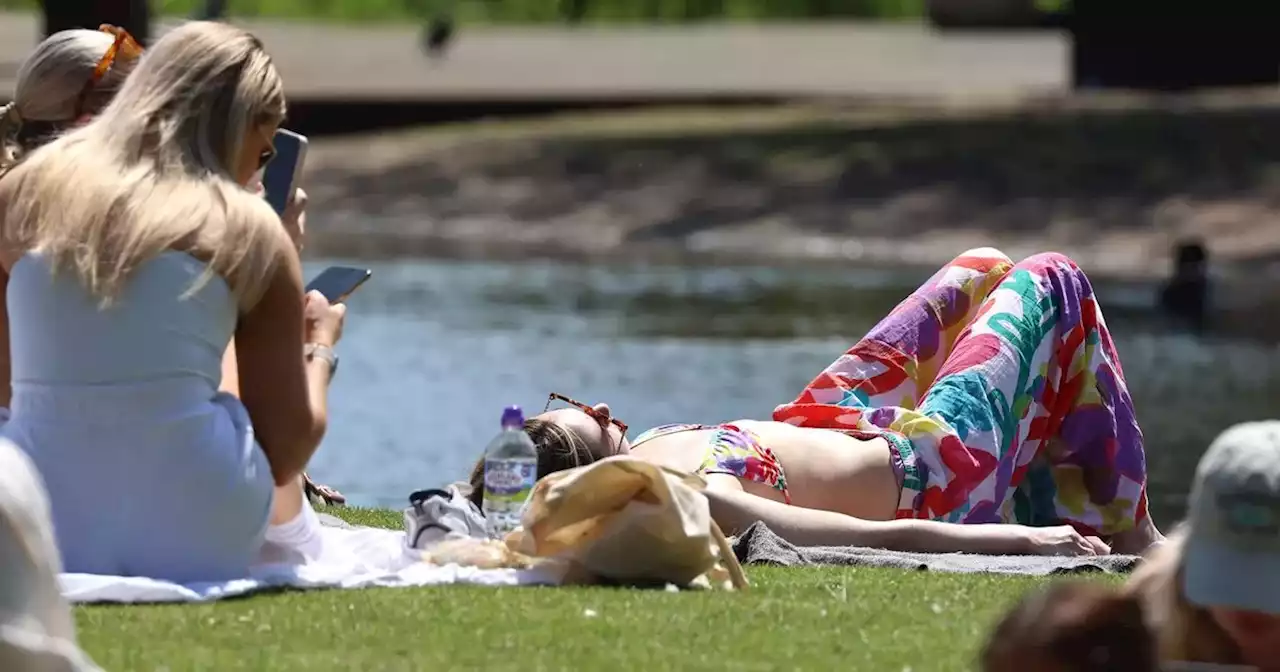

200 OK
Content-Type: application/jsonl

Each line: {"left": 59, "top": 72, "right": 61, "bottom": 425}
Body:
{"left": 731, "top": 522, "right": 1141, "bottom": 575}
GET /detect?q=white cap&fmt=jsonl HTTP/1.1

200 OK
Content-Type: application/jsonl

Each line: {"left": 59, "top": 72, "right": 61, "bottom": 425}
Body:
{"left": 1182, "top": 421, "right": 1280, "bottom": 613}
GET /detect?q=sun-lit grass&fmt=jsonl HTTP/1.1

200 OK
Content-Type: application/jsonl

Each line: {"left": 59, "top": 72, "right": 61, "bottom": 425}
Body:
{"left": 73, "top": 506, "right": 1122, "bottom": 671}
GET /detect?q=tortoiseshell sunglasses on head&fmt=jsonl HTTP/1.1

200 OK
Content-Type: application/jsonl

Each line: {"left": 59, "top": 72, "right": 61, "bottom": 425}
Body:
{"left": 75, "top": 24, "right": 143, "bottom": 119}
{"left": 543, "top": 393, "right": 628, "bottom": 441}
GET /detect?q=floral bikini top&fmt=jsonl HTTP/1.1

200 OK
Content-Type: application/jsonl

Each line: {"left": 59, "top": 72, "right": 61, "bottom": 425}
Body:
{"left": 631, "top": 423, "right": 791, "bottom": 505}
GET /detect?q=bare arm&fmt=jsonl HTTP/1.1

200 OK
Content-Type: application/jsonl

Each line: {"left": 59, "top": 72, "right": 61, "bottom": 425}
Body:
{"left": 0, "top": 183, "right": 12, "bottom": 410}
{"left": 0, "top": 264, "right": 10, "bottom": 409}
{"left": 233, "top": 235, "right": 335, "bottom": 486}
{"left": 702, "top": 475, "right": 1030, "bottom": 555}
{"left": 222, "top": 186, "right": 306, "bottom": 401}
{"left": 220, "top": 340, "right": 240, "bottom": 397}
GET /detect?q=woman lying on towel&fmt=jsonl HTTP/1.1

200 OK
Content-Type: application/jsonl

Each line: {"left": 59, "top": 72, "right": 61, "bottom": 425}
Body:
{"left": 470, "top": 248, "right": 1166, "bottom": 557}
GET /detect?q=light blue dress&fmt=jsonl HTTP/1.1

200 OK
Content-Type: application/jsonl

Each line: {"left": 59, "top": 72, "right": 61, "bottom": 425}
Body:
{"left": 4, "top": 252, "right": 274, "bottom": 582}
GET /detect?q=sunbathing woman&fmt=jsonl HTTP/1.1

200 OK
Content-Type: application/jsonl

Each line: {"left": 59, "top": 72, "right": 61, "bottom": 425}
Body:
{"left": 470, "top": 248, "right": 1165, "bottom": 556}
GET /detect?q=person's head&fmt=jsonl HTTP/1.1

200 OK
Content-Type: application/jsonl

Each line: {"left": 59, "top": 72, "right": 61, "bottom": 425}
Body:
{"left": 982, "top": 581, "right": 1157, "bottom": 672}
{"left": 1174, "top": 239, "right": 1209, "bottom": 275}
{"left": 86, "top": 20, "right": 285, "bottom": 186}
{"left": 0, "top": 26, "right": 142, "bottom": 170}
{"left": 1124, "top": 421, "right": 1280, "bottom": 667}
{"left": 466, "top": 394, "right": 631, "bottom": 508}
{"left": 2, "top": 21, "right": 287, "bottom": 307}
{"left": 535, "top": 393, "right": 630, "bottom": 458}
{"left": 1178, "top": 420, "right": 1280, "bottom": 665}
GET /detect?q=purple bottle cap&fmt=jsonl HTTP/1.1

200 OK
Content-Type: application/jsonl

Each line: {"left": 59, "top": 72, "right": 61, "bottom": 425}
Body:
{"left": 500, "top": 406, "right": 524, "bottom": 428}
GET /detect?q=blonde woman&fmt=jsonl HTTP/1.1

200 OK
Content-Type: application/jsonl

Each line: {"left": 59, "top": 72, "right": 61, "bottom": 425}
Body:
{"left": 0, "top": 25, "right": 340, "bottom": 509}
{"left": 0, "top": 27, "right": 140, "bottom": 173}
{"left": 0, "top": 21, "right": 346, "bottom": 582}
{"left": 1125, "top": 420, "right": 1280, "bottom": 670}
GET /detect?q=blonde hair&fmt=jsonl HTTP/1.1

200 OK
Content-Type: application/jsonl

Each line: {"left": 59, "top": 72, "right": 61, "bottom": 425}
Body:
{"left": 0, "top": 29, "right": 139, "bottom": 170}
{"left": 0, "top": 21, "right": 287, "bottom": 308}
{"left": 1123, "top": 524, "right": 1242, "bottom": 665}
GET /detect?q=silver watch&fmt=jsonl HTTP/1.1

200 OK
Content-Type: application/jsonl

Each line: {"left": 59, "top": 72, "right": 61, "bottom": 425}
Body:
{"left": 304, "top": 342, "right": 339, "bottom": 378}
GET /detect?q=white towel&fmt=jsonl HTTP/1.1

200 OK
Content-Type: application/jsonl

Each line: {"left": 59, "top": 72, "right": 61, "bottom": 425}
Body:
{"left": 61, "top": 521, "right": 557, "bottom": 604}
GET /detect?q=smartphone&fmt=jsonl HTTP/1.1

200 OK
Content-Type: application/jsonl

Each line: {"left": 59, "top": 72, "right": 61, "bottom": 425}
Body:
{"left": 262, "top": 129, "right": 309, "bottom": 216}
{"left": 305, "top": 266, "right": 372, "bottom": 303}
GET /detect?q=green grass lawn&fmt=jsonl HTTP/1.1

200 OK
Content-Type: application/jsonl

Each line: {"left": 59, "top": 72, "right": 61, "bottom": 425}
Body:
{"left": 73, "top": 506, "right": 1121, "bottom": 671}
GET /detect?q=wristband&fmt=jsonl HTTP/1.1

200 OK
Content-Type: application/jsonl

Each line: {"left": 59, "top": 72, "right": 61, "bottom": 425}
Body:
{"left": 304, "top": 342, "right": 338, "bottom": 379}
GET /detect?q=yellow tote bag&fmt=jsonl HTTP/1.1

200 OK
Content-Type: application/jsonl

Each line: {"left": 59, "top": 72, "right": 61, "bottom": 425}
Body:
{"left": 505, "top": 456, "right": 747, "bottom": 590}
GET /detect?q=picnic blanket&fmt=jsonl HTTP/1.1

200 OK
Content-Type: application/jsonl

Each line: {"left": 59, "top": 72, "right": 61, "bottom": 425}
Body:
{"left": 61, "top": 512, "right": 556, "bottom": 604}
{"left": 731, "top": 522, "right": 1142, "bottom": 575}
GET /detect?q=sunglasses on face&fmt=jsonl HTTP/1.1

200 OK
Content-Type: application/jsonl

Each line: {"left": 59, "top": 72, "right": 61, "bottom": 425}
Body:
{"left": 544, "top": 393, "right": 628, "bottom": 444}
{"left": 75, "top": 25, "right": 143, "bottom": 119}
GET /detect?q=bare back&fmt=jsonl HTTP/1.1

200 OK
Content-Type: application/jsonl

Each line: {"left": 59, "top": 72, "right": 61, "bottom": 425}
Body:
{"left": 630, "top": 420, "right": 900, "bottom": 521}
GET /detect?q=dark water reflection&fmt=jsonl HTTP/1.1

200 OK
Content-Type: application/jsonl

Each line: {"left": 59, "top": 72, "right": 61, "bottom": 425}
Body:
{"left": 306, "top": 256, "right": 1280, "bottom": 527}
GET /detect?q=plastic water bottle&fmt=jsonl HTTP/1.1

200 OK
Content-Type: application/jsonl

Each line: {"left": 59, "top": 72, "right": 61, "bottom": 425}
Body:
{"left": 481, "top": 406, "right": 538, "bottom": 538}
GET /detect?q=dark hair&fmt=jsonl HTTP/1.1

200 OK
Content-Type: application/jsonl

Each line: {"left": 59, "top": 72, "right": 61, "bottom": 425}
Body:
{"left": 981, "top": 581, "right": 1157, "bottom": 672}
{"left": 1175, "top": 240, "right": 1208, "bottom": 268}
{"left": 467, "top": 418, "right": 598, "bottom": 509}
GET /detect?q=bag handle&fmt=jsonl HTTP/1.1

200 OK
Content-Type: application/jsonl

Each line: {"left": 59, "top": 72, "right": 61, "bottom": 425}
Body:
{"left": 709, "top": 519, "right": 749, "bottom": 591}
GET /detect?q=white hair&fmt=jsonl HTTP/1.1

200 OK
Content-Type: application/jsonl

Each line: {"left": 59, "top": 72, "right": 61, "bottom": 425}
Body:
{"left": 0, "top": 29, "right": 137, "bottom": 169}
{"left": 0, "top": 21, "right": 288, "bottom": 309}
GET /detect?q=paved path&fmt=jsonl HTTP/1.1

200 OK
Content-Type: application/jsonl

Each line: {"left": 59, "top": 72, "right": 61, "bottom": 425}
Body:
{"left": 0, "top": 12, "right": 1068, "bottom": 101}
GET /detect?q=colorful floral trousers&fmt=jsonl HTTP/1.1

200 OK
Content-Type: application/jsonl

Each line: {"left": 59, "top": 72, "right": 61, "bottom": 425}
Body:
{"left": 773, "top": 248, "right": 1150, "bottom": 535}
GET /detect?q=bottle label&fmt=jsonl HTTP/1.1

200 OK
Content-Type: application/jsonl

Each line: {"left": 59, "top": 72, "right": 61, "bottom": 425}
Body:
{"left": 483, "top": 457, "right": 538, "bottom": 507}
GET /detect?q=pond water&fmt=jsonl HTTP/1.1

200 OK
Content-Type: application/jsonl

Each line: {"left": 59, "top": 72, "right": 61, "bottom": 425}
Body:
{"left": 304, "top": 256, "right": 1280, "bottom": 527}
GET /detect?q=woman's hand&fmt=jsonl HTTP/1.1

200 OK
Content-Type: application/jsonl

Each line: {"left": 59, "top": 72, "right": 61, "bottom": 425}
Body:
{"left": 250, "top": 180, "right": 307, "bottom": 253}
{"left": 1024, "top": 525, "right": 1111, "bottom": 556}
{"left": 281, "top": 187, "right": 307, "bottom": 254}
{"left": 303, "top": 290, "right": 345, "bottom": 348}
